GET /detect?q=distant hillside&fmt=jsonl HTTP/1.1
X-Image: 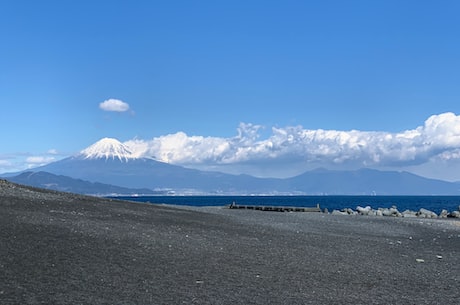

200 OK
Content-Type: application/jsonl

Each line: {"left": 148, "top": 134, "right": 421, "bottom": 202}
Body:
{"left": 7, "top": 171, "right": 158, "bottom": 196}
{"left": 5, "top": 166, "right": 460, "bottom": 196}
{"left": 286, "top": 168, "right": 460, "bottom": 195}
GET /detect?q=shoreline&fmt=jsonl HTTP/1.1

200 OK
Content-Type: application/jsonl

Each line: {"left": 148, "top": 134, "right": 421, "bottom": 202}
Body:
{"left": 155, "top": 200, "right": 460, "bottom": 220}
{"left": 112, "top": 193, "right": 460, "bottom": 216}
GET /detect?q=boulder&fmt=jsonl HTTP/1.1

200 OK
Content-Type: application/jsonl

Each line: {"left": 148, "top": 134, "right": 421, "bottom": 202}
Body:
{"left": 343, "top": 208, "right": 356, "bottom": 215}
{"left": 381, "top": 206, "right": 401, "bottom": 217}
{"left": 417, "top": 208, "right": 438, "bottom": 218}
{"left": 448, "top": 211, "right": 460, "bottom": 218}
{"left": 439, "top": 209, "right": 449, "bottom": 218}
{"left": 401, "top": 210, "right": 418, "bottom": 218}
{"left": 356, "top": 206, "right": 372, "bottom": 216}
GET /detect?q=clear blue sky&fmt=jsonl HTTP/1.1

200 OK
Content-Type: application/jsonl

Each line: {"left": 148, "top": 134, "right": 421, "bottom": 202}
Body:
{"left": 2, "top": 0, "right": 460, "bottom": 180}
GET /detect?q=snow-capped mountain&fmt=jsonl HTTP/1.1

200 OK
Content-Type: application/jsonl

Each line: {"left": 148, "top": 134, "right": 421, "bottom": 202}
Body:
{"left": 10, "top": 137, "right": 271, "bottom": 194}
{"left": 80, "top": 137, "right": 136, "bottom": 162}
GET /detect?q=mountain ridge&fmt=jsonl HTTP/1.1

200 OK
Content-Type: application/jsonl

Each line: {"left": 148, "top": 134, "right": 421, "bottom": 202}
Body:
{"left": 2, "top": 138, "right": 460, "bottom": 195}
{"left": 7, "top": 171, "right": 158, "bottom": 196}
{"left": 4, "top": 161, "right": 460, "bottom": 195}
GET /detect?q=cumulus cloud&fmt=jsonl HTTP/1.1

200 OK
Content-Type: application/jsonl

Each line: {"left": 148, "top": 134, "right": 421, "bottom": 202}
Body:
{"left": 123, "top": 112, "right": 460, "bottom": 176}
{"left": 99, "top": 99, "right": 130, "bottom": 112}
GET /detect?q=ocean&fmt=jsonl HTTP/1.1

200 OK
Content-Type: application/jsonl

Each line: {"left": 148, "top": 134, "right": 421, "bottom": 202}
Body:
{"left": 112, "top": 195, "right": 460, "bottom": 214}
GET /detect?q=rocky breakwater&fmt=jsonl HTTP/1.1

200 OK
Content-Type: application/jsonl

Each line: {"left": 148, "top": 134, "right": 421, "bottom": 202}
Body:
{"left": 331, "top": 204, "right": 460, "bottom": 219}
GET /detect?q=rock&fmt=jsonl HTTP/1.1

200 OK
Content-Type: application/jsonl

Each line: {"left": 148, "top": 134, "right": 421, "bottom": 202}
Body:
{"left": 440, "top": 210, "right": 449, "bottom": 218}
{"left": 331, "top": 210, "right": 348, "bottom": 216}
{"left": 367, "top": 209, "right": 378, "bottom": 216}
{"left": 356, "top": 206, "right": 372, "bottom": 215}
{"left": 332, "top": 205, "right": 456, "bottom": 218}
{"left": 380, "top": 208, "right": 391, "bottom": 216}
{"left": 381, "top": 206, "right": 401, "bottom": 217}
{"left": 342, "top": 208, "right": 356, "bottom": 215}
{"left": 401, "top": 210, "right": 418, "bottom": 218}
{"left": 417, "top": 208, "right": 438, "bottom": 218}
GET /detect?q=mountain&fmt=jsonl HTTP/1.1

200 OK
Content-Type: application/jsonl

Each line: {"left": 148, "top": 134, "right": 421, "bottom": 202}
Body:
{"left": 3, "top": 138, "right": 460, "bottom": 195}
{"left": 17, "top": 138, "right": 282, "bottom": 194}
{"left": 7, "top": 171, "right": 157, "bottom": 195}
{"left": 286, "top": 168, "right": 460, "bottom": 195}
{"left": 27, "top": 157, "right": 283, "bottom": 194}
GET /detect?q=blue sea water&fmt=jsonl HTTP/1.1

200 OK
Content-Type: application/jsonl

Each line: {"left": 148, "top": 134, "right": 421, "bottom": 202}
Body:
{"left": 112, "top": 195, "right": 460, "bottom": 214}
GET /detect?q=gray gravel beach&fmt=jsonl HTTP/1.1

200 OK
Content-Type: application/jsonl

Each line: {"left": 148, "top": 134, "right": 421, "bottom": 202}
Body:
{"left": 1, "top": 180, "right": 459, "bottom": 304}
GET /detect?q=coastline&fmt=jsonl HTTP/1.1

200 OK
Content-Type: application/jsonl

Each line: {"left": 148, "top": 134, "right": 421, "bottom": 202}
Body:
{"left": 1, "top": 181, "right": 459, "bottom": 304}
{"left": 113, "top": 194, "right": 460, "bottom": 216}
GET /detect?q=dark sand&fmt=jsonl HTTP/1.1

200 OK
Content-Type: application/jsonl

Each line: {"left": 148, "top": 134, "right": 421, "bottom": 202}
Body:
{"left": 1, "top": 180, "right": 459, "bottom": 304}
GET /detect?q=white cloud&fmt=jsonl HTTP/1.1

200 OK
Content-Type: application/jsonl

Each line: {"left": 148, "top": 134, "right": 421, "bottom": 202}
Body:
{"left": 99, "top": 99, "right": 130, "bottom": 112}
{"left": 0, "top": 150, "right": 64, "bottom": 174}
{"left": 0, "top": 160, "right": 12, "bottom": 167}
{"left": 26, "top": 156, "right": 56, "bottom": 166}
{"left": 122, "top": 112, "right": 460, "bottom": 178}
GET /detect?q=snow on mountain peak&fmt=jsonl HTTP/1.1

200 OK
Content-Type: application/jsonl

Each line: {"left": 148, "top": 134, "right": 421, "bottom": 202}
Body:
{"left": 80, "top": 137, "right": 137, "bottom": 162}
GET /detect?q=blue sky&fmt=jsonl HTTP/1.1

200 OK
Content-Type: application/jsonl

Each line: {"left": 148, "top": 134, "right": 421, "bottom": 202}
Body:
{"left": 2, "top": 0, "right": 460, "bottom": 180}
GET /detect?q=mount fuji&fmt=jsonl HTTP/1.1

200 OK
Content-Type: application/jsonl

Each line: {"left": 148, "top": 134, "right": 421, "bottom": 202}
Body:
{"left": 3, "top": 137, "right": 460, "bottom": 195}
{"left": 12, "top": 138, "right": 276, "bottom": 194}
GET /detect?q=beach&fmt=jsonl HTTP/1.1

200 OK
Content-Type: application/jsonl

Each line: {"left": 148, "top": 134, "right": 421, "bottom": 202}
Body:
{"left": 1, "top": 180, "right": 459, "bottom": 304}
